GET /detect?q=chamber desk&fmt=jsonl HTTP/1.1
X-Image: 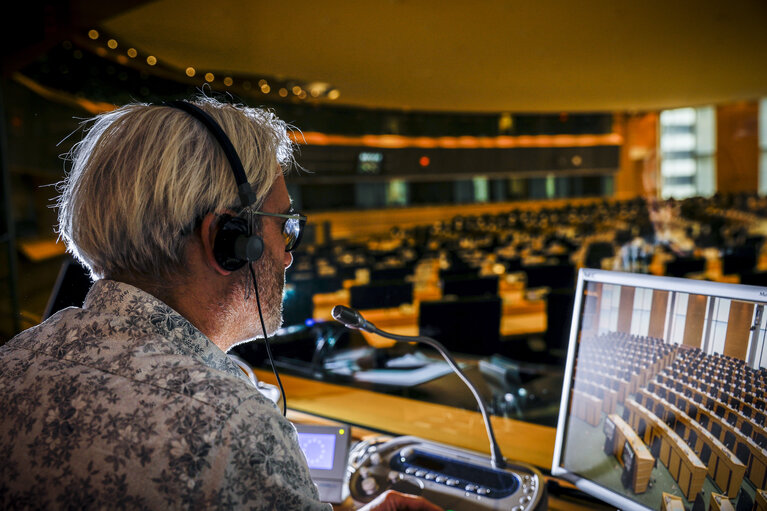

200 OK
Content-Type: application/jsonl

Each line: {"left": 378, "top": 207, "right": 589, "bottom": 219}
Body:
{"left": 607, "top": 414, "right": 654, "bottom": 493}
{"left": 270, "top": 378, "right": 615, "bottom": 511}
{"left": 647, "top": 383, "right": 746, "bottom": 497}
{"left": 626, "top": 399, "right": 707, "bottom": 500}
{"left": 254, "top": 368, "right": 556, "bottom": 469}
{"left": 662, "top": 492, "right": 685, "bottom": 511}
{"left": 709, "top": 492, "right": 735, "bottom": 511}
{"left": 311, "top": 290, "right": 546, "bottom": 343}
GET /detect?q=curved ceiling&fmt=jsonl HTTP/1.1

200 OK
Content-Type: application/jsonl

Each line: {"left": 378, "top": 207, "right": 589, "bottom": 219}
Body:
{"left": 102, "top": 0, "right": 767, "bottom": 113}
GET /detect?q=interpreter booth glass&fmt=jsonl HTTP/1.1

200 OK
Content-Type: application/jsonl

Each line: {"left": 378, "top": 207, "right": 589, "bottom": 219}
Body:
{"left": 552, "top": 269, "right": 767, "bottom": 511}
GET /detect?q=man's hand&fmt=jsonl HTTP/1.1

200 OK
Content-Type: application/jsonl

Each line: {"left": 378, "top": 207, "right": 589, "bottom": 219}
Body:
{"left": 358, "top": 490, "right": 443, "bottom": 511}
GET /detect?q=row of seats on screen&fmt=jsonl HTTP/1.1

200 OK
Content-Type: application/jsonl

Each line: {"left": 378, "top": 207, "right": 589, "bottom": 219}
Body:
{"left": 667, "top": 354, "right": 767, "bottom": 413}
{"left": 658, "top": 375, "right": 766, "bottom": 420}
{"left": 648, "top": 369, "right": 767, "bottom": 462}
{"left": 578, "top": 332, "right": 674, "bottom": 379}
{"left": 657, "top": 366, "right": 767, "bottom": 428}
{"left": 676, "top": 347, "right": 767, "bottom": 390}
{"left": 641, "top": 380, "right": 767, "bottom": 473}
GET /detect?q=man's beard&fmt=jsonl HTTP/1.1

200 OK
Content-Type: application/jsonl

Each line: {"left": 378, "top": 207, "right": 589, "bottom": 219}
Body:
{"left": 234, "top": 250, "right": 286, "bottom": 341}
{"left": 254, "top": 250, "right": 286, "bottom": 336}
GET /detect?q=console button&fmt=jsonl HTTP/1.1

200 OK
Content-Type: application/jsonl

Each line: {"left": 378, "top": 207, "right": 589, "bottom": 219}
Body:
{"left": 465, "top": 484, "right": 478, "bottom": 492}
{"left": 521, "top": 495, "right": 532, "bottom": 504}
{"left": 477, "top": 487, "right": 491, "bottom": 495}
{"left": 424, "top": 473, "right": 436, "bottom": 480}
{"left": 415, "top": 470, "right": 427, "bottom": 478}
{"left": 446, "top": 479, "right": 461, "bottom": 487}
{"left": 404, "top": 467, "right": 416, "bottom": 475}
{"left": 361, "top": 477, "right": 378, "bottom": 496}
{"left": 434, "top": 476, "right": 446, "bottom": 484}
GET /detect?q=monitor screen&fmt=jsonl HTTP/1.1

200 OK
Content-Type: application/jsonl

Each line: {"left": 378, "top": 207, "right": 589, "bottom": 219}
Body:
{"left": 350, "top": 281, "right": 413, "bottom": 310}
{"left": 357, "top": 151, "right": 384, "bottom": 174}
{"left": 523, "top": 262, "right": 575, "bottom": 290}
{"left": 297, "top": 432, "right": 337, "bottom": 470}
{"left": 442, "top": 275, "right": 499, "bottom": 298}
{"left": 418, "top": 296, "right": 502, "bottom": 355}
{"left": 553, "top": 269, "right": 767, "bottom": 511}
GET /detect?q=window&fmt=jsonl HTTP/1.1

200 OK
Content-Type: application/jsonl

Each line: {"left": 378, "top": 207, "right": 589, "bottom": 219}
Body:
{"left": 630, "top": 287, "right": 653, "bottom": 337}
{"left": 659, "top": 107, "right": 716, "bottom": 199}
{"left": 598, "top": 284, "right": 621, "bottom": 334}
{"left": 751, "top": 306, "right": 767, "bottom": 368}
{"left": 707, "top": 298, "right": 730, "bottom": 355}
{"left": 668, "top": 292, "right": 690, "bottom": 344}
{"left": 386, "top": 179, "right": 408, "bottom": 206}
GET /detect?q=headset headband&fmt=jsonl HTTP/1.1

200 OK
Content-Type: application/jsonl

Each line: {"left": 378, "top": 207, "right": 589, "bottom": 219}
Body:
{"left": 165, "top": 100, "right": 257, "bottom": 209}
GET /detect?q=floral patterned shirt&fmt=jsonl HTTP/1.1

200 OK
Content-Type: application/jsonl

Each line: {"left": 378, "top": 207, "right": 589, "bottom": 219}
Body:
{"left": 0, "top": 280, "right": 330, "bottom": 510}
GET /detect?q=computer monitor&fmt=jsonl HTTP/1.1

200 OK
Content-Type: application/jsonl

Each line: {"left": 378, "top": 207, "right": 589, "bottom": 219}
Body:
{"left": 523, "top": 262, "right": 575, "bottom": 290}
{"left": 418, "top": 296, "right": 502, "bottom": 356}
{"left": 350, "top": 281, "right": 413, "bottom": 310}
{"left": 552, "top": 269, "right": 767, "bottom": 511}
{"left": 441, "top": 275, "right": 499, "bottom": 298}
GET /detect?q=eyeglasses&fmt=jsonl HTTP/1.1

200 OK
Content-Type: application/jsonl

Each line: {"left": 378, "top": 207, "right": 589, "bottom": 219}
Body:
{"left": 248, "top": 209, "right": 307, "bottom": 252}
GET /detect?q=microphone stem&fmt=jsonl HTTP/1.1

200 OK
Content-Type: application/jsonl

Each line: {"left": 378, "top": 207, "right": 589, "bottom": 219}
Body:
{"left": 367, "top": 324, "right": 507, "bottom": 470}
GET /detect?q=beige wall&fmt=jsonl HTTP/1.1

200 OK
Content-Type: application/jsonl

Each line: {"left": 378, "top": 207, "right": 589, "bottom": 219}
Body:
{"left": 723, "top": 300, "right": 755, "bottom": 361}
{"left": 717, "top": 101, "right": 760, "bottom": 194}
{"left": 614, "top": 112, "right": 659, "bottom": 200}
{"left": 682, "top": 294, "right": 708, "bottom": 347}
{"left": 617, "top": 286, "right": 635, "bottom": 333}
{"left": 648, "top": 290, "right": 669, "bottom": 340}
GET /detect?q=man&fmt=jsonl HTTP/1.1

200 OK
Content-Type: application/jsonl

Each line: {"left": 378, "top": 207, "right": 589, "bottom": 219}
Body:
{"left": 0, "top": 97, "right": 439, "bottom": 510}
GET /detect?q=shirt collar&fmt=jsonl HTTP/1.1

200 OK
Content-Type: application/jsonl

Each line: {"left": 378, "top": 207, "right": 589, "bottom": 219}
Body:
{"left": 84, "top": 279, "right": 249, "bottom": 383}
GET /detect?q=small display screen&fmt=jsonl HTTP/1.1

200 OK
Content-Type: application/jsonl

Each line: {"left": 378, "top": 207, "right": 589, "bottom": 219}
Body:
{"left": 297, "top": 432, "right": 336, "bottom": 471}
{"left": 357, "top": 152, "right": 384, "bottom": 174}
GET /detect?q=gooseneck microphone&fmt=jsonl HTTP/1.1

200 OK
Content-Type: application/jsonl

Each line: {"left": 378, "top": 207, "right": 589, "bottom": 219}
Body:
{"left": 331, "top": 304, "right": 507, "bottom": 470}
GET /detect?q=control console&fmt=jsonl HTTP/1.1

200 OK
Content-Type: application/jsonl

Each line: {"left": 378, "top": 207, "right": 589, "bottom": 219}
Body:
{"left": 349, "top": 436, "right": 546, "bottom": 510}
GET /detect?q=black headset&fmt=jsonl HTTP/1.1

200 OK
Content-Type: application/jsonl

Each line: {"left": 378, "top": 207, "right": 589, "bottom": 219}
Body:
{"left": 166, "top": 100, "right": 288, "bottom": 416}
{"left": 165, "top": 100, "right": 264, "bottom": 271}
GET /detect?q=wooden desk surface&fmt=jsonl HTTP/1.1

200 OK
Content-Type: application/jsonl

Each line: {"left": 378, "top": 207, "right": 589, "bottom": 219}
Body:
{"left": 710, "top": 492, "right": 736, "bottom": 511}
{"left": 256, "top": 369, "right": 557, "bottom": 469}
{"left": 757, "top": 489, "right": 767, "bottom": 511}
{"left": 627, "top": 398, "right": 706, "bottom": 500}
{"left": 287, "top": 408, "right": 610, "bottom": 511}
{"left": 662, "top": 492, "right": 686, "bottom": 511}
{"left": 609, "top": 414, "right": 655, "bottom": 493}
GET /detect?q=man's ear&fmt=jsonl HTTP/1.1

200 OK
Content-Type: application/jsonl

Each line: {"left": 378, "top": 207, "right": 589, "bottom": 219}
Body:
{"left": 200, "top": 212, "right": 232, "bottom": 276}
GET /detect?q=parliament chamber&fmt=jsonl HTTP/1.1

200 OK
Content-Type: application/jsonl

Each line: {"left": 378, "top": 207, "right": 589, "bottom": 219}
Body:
{"left": 4, "top": 2, "right": 767, "bottom": 510}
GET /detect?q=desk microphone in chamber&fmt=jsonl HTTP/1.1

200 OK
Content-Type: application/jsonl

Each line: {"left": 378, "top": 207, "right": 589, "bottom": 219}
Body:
{"left": 332, "top": 305, "right": 546, "bottom": 510}
{"left": 332, "top": 304, "right": 505, "bottom": 469}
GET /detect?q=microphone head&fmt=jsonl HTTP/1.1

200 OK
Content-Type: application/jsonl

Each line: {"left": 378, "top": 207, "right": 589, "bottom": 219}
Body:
{"left": 331, "top": 305, "right": 365, "bottom": 330}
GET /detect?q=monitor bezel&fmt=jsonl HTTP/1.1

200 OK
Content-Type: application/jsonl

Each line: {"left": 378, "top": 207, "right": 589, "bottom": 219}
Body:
{"left": 294, "top": 423, "right": 351, "bottom": 481}
{"left": 551, "top": 268, "right": 767, "bottom": 511}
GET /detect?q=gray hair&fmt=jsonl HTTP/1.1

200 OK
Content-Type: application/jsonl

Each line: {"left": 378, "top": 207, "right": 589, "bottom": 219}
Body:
{"left": 56, "top": 96, "right": 294, "bottom": 281}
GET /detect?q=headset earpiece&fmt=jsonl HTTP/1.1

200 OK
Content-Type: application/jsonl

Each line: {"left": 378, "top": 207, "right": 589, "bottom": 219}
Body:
{"left": 213, "top": 214, "right": 264, "bottom": 271}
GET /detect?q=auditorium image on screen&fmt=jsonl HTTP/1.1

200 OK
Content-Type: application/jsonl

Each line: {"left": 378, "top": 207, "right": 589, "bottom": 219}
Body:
{"left": 554, "top": 270, "right": 767, "bottom": 511}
